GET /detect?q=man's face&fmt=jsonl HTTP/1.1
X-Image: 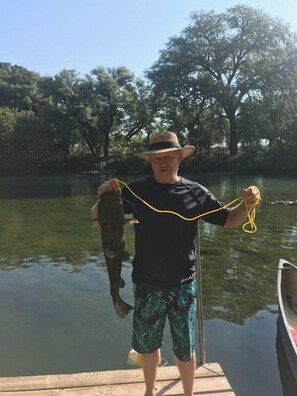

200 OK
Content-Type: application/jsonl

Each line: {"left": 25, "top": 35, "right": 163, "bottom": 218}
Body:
{"left": 149, "top": 151, "right": 182, "bottom": 183}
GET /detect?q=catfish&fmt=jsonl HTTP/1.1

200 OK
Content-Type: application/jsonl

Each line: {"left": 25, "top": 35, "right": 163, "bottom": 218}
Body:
{"left": 92, "top": 191, "right": 133, "bottom": 318}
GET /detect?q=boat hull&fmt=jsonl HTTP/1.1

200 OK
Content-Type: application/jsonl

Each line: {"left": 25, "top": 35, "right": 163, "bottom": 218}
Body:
{"left": 277, "top": 259, "right": 297, "bottom": 382}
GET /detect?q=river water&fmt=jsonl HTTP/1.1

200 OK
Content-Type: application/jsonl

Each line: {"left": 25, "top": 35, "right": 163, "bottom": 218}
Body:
{"left": 0, "top": 172, "right": 296, "bottom": 395}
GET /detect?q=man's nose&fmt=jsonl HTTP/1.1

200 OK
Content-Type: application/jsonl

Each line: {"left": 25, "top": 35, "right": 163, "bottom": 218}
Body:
{"left": 159, "top": 157, "right": 168, "bottom": 164}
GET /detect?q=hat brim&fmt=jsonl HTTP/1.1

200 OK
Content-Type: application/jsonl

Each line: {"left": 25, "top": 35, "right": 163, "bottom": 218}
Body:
{"left": 135, "top": 146, "right": 195, "bottom": 161}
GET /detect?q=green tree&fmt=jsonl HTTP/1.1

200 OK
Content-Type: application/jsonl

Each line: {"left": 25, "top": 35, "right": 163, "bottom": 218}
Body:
{"left": 0, "top": 107, "right": 17, "bottom": 143}
{"left": 0, "top": 62, "right": 41, "bottom": 113}
{"left": 260, "top": 92, "right": 297, "bottom": 170}
{"left": 0, "top": 107, "right": 18, "bottom": 171}
{"left": 87, "top": 66, "right": 135, "bottom": 157}
{"left": 38, "top": 70, "right": 81, "bottom": 160}
{"left": 4, "top": 111, "right": 56, "bottom": 173}
{"left": 148, "top": 5, "right": 297, "bottom": 157}
{"left": 122, "top": 78, "right": 160, "bottom": 147}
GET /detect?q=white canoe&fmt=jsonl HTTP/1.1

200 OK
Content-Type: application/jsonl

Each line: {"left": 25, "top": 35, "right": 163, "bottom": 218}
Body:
{"left": 277, "top": 258, "right": 297, "bottom": 381}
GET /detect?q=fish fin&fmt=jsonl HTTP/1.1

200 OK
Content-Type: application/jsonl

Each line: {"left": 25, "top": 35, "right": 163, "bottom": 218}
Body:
{"left": 120, "top": 277, "right": 125, "bottom": 288}
{"left": 91, "top": 201, "right": 98, "bottom": 217}
{"left": 105, "top": 248, "right": 116, "bottom": 258}
{"left": 92, "top": 219, "right": 100, "bottom": 228}
{"left": 124, "top": 219, "right": 139, "bottom": 224}
{"left": 91, "top": 201, "right": 101, "bottom": 228}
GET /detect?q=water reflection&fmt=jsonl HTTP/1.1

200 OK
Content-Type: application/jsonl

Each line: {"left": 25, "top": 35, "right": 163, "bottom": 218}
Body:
{"left": 276, "top": 325, "right": 297, "bottom": 395}
{"left": 1, "top": 172, "right": 297, "bottom": 326}
{"left": 0, "top": 172, "right": 297, "bottom": 394}
{"left": 0, "top": 173, "right": 102, "bottom": 199}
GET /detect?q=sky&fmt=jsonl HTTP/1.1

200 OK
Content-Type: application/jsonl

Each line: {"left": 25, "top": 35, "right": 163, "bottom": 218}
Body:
{"left": 1, "top": 0, "right": 297, "bottom": 78}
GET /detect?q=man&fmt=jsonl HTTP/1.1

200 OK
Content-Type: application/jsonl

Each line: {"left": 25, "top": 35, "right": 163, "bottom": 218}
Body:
{"left": 97, "top": 131, "right": 260, "bottom": 396}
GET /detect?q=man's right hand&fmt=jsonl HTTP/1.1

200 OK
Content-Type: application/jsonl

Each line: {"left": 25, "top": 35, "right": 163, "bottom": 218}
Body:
{"left": 97, "top": 179, "right": 120, "bottom": 197}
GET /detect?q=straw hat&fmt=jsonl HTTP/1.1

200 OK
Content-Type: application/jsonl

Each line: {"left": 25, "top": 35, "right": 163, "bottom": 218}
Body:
{"left": 135, "top": 131, "right": 195, "bottom": 161}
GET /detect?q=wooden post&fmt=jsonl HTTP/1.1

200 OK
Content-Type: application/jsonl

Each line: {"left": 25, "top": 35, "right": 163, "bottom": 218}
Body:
{"left": 195, "top": 222, "right": 206, "bottom": 364}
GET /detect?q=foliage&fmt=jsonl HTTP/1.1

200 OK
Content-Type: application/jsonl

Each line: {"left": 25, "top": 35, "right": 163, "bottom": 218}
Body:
{"left": 148, "top": 5, "right": 297, "bottom": 158}
{"left": 0, "top": 5, "right": 297, "bottom": 174}
{"left": 3, "top": 111, "right": 56, "bottom": 173}
{"left": 0, "top": 62, "right": 41, "bottom": 113}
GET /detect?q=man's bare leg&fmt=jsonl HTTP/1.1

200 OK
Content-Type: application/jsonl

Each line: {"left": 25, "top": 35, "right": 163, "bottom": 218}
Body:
{"left": 141, "top": 349, "right": 161, "bottom": 396}
{"left": 175, "top": 351, "right": 196, "bottom": 396}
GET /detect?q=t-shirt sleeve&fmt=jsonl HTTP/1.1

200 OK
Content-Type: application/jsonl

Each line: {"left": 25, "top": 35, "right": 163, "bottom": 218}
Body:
{"left": 200, "top": 191, "right": 229, "bottom": 226}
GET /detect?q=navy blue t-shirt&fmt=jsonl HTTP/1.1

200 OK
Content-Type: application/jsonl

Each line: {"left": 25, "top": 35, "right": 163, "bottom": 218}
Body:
{"left": 122, "top": 177, "right": 228, "bottom": 289}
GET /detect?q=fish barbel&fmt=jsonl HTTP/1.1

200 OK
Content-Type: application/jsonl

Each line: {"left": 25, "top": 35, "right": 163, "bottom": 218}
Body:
{"left": 92, "top": 191, "right": 133, "bottom": 318}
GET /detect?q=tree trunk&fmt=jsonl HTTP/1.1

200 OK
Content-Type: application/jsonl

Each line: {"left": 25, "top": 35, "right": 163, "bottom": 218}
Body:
{"left": 228, "top": 114, "right": 238, "bottom": 157}
{"left": 103, "top": 130, "right": 109, "bottom": 157}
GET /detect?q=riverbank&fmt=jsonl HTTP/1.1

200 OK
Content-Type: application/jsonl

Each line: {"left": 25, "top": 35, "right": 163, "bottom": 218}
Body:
{"left": 1, "top": 151, "right": 296, "bottom": 177}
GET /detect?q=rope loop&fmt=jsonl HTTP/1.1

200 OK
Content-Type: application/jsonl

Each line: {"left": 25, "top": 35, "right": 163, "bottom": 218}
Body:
{"left": 242, "top": 185, "right": 261, "bottom": 234}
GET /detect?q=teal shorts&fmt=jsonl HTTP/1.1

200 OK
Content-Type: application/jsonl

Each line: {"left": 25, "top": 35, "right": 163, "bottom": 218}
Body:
{"left": 132, "top": 280, "right": 197, "bottom": 361}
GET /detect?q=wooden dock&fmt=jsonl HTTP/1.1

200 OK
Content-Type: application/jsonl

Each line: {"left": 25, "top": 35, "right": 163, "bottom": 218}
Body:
{"left": 0, "top": 363, "right": 235, "bottom": 395}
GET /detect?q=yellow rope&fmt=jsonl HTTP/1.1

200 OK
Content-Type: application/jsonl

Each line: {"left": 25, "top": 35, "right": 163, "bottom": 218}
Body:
{"left": 117, "top": 179, "right": 261, "bottom": 234}
{"left": 242, "top": 185, "right": 261, "bottom": 233}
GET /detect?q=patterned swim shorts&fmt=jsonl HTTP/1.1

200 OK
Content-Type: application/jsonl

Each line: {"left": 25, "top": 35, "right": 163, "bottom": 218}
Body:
{"left": 132, "top": 280, "right": 197, "bottom": 361}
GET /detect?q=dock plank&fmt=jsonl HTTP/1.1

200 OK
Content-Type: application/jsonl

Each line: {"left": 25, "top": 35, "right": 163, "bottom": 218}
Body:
{"left": 0, "top": 363, "right": 235, "bottom": 395}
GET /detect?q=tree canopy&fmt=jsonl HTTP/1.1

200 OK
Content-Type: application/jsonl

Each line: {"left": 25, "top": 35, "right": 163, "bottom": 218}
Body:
{"left": 0, "top": 5, "right": 297, "bottom": 174}
{"left": 148, "top": 5, "right": 297, "bottom": 157}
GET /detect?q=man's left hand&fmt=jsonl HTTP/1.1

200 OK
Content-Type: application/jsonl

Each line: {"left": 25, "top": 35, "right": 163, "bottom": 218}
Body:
{"left": 241, "top": 186, "right": 261, "bottom": 208}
